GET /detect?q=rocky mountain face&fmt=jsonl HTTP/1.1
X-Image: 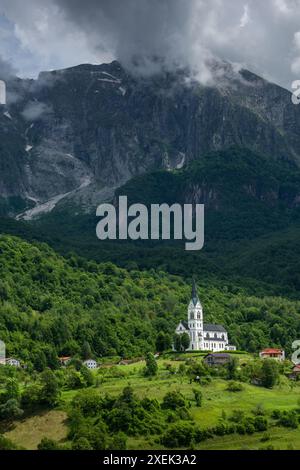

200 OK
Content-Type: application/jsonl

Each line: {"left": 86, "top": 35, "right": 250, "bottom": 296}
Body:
{"left": 0, "top": 60, "right": 300, "bottom": 218}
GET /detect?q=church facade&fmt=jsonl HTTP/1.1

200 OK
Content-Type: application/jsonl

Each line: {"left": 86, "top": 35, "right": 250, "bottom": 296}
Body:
{"left": 175, "top": 281, "right": 236, "bottom": 352}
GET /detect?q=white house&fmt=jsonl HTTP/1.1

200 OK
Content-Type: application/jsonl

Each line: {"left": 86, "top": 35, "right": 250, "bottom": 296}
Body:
{"left": 5, "top": 358, "right": 21, "bottom": 367}
{"left": 175, "top": 280, "right": 236, "bottom": 352}
{"left": 83, "top": 359, "right": 98, "bottom": 369}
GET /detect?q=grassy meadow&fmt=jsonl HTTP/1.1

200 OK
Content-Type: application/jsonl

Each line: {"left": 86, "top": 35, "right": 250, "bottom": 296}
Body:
{"left": 3, "top": 355, "right": 300, "bottom": 450}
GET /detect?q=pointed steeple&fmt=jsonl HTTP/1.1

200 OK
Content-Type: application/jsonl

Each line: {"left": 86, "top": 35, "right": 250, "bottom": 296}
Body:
{"left": 191, "top": 278, "right": 199, "bottom": 306}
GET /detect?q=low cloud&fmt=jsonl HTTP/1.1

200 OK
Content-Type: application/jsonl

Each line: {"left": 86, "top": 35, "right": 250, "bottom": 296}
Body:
{"left": 0, "top": 55, "right": 16, "bottom": 81}
{"left": 1, "top": 0, "right": 300, "bottom": 88}
{"left": 21, "top": 101, "right": 52, "bottom": 121}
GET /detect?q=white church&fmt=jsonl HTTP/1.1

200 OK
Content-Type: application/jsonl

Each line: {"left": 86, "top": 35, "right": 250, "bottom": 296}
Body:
{"left": 175, "top": 280, "right": 236, "bottom": 352}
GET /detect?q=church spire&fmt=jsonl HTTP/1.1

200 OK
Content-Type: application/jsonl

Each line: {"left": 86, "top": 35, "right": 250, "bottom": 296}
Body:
{"left": 191, "top": 278, "right": 199, "bottom": 306}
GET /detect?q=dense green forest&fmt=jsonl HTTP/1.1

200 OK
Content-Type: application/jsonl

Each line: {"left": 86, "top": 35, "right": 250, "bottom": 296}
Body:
{"left": 0, "top": 234, "right": 299, "bottom": 368}
{"left": 0, "top": 148, "right": 299, "bottom": 367}
{"left": 1, "top": 148, "right": 300, "bottom": 297}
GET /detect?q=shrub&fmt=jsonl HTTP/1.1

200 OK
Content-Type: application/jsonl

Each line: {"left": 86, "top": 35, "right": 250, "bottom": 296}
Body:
{"left": 226, "top": 381, "right": 244, "bottom": 392}
{"left": 38, "top": 438, "right": 62, "bottom": 450}
{"left": 253, "top": 416, "right": 268, "bottom": 432}
{"left": 161, "top": 391, "right": 186, "bottom": 411}
{"left": 110, "top": 432, "right": 127, "bottom": 450}
{"left": 144, "top": 353, "right": 158, "bottom": 377}
{"left": 276, "top": 410, "right": 298, "bottom": 429}
{"left": 260, "top": 433, "right": 271, "bottom": 442}
{"left": 72, "top": 437, "right": 93, "bottom": 450}
{"left": 161, "top": 422, "right": 195, "bottom": 448}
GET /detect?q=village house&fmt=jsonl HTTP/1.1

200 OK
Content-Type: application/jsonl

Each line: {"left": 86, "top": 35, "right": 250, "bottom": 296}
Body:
{"left": 83, "top": 359, "right": 98, "bottom": 369}
{"left": 289, "top": 364, "right": 300, "bottom": 380}
{"left": 203, "top": 353, "right": 232, "bottom": 367}
{"left": 175, "top": 280, "right": 236, "bottom": 352}
{"left": 259, "top": 348, "right": 285, "bottom": 361}
{"left": 59, "top": 356, "right": 72, "bottom": 366}
{"left": 5, "top": 358, "right": 21, "bottom": 367}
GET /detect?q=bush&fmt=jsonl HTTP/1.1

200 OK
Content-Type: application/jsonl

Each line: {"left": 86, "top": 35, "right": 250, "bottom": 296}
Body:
{"left": 161, "top": 422, "right": 195, "bottom": 448}
{"left": 260, "top": 433, "right": 271, "bottom": 442}
{"left": 253, "top": 416, "right": 268, "bottom": 432}
{"left": 161, "top": 391, "right": 186, "bottom": 411}
{"left": 226, "top": 381, "right": 244, "bottom": 392}
{"left": 276, "top": 410, "right": 298, "bottom": 429}
{"left": 0, "top": 434, "right": 19, "bottom": 450}
{"left": 110, "top": 432, "right": 127, "bottom": 450}
{"left": 38, "top": 438, "right": 62, "bottom": 450}
{"left": 144, "top": 353, "right": 158, "bottom": 377}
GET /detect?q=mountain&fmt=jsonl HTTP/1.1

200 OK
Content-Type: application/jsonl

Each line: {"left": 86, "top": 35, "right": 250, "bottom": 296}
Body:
{"left": 1, "top": 60, "right": 300, "bottom": 218}
{"left": 0, "top": 147, "right": 299, "bottom": 297}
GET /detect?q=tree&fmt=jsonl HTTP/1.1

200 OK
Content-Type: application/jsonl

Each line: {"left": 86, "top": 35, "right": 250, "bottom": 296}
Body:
{"left": 82, "top": 341, "right": 92, "bottom": 360}
{"left": 0, "top": 435, "right": 18, "bottom": 450}
{"left": 80, "top": 366, "right": 94, "bottom": 387}
{"left": 0, "top": 399, "right": 23, "bottom": 421}
{"left": 3, "top": 378, "right": 20, "bottom": 402}
{"left": 261, "top": 360, "right": 279, "bottom": 389}
{"left": 161, "top": 391, "right": 186, "bottom": 410}
{"left": 144, "top": 353, "right": 158, "bottom": 377}
{"left": 226, "top": 357, "right": 238, "bottom": 380}
{"left": 181, "top": 333, "right": 190, "bottom": 352}
{"left": 156, "top": 332, "right": 171, "bottom": 352}
{"left": 173, "top": 334, "right": 182, "bottom": 352}
{"left": 72, "top": 437, "right": 93, "bottom": 450}
{"left": 40, "top": 369, "right": 61, "bottom": 406}
{"left": 38, "top": 438, "right": 61, "bottom": 450}
{"left": 192, "top": 389, "right": 202, "bottom": 407}
{"left": 110, "top": 432, "right": 127, "bottom": 450}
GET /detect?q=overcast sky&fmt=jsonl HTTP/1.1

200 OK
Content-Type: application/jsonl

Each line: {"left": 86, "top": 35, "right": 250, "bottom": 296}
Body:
{"left": 1, "top": 0, "right": 300, "bottom": 89}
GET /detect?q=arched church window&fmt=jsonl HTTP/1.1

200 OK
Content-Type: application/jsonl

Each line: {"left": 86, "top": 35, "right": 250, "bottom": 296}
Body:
{"left": 214, "top": 333, "right": 217, "bottom": 339}
{"left": 206, "top": 333, "right": 209, "bottom": 339}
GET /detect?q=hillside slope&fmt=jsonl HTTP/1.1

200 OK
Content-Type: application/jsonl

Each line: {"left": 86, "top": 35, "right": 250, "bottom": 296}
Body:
{"left": 0, "top": 234, "right": 299, "bottom": 369}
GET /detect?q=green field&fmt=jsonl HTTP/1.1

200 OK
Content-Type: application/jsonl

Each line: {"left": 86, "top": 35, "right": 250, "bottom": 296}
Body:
{"left": 4, "top": 358, "right": 300, "bottom": 450}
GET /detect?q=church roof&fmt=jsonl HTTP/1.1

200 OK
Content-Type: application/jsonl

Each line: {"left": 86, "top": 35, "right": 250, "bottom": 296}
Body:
{"left": 191, "top": 279, "right": 200, "bottom": 306}
{"left": 181, "top": 321, "right": 189, "bottom": 330}
{"left": 203, "top": 323, "right": 227, "bottom": 333}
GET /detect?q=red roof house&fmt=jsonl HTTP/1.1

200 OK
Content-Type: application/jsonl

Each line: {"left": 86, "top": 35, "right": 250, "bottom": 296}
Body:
{"left": 259, "top": 348, "right": 285, "bottom": 361}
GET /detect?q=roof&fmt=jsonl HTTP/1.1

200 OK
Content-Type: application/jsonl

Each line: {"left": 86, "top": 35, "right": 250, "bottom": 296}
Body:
{"left": 203, "top": 337, "right": 227, "bottom": 342}
{"left": 59, "top": 356, "right": 71, "bottom": 360}
{"left": 205, "top": 353, "right": 231, "bottom": 359}
{"left": 203, "top": 323, "right": 227, "bottom": 332}
{"left": 260, "top": 349, "right": 283, "bottom": 354}
{"left": 180, "top": 320, "right": 189, "bottom": 330}
{"left": 191, "top": 279, "right": 200, "bottom": 306}
{"left": 293, "top": 365, "right": 300, "bottom": 371}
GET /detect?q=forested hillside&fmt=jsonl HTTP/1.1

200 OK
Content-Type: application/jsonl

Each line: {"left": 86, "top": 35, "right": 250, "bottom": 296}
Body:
{"left": 0, "top": 234, "right": 299, "bottom": 369}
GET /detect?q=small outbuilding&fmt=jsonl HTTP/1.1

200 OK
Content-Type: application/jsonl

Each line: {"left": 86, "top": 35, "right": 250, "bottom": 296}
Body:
{"left": 203, "top": 353, "right": 232, "bottom": 367}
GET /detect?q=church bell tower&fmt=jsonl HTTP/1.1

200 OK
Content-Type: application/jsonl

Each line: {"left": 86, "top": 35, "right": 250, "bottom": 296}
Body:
{"left": 187, "top": 280, "right": 204, "bottom": 350}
